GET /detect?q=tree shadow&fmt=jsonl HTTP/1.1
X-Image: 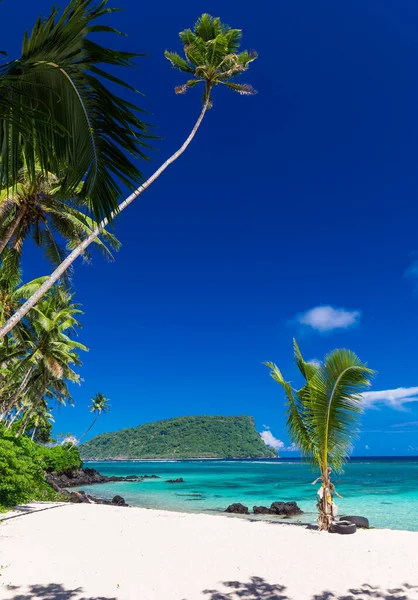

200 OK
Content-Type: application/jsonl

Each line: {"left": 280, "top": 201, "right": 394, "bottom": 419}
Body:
{"left": 202, "top": 576, "right": 288, "bottom": 600}
{"left": 200, "top": 578, "right": 418, "bottom": 600}
{"left": 312, "top": 582, "right": 418, "bottom": 599}
{"left": 3, "top": 582, "right": 116, "bottom": 600}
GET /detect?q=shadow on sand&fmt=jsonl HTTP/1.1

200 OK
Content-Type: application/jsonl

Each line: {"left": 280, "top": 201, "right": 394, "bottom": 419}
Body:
{"left": 201, "top": 576, "right": 418, "bottom": 600}
{"left": 2, "top": 582, "right": 116, "bottom": 600}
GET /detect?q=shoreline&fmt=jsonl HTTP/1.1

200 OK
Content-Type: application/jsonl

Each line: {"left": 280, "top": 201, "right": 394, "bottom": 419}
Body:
{"left": 1, "top": 503, "right": 417, "bottom": 600}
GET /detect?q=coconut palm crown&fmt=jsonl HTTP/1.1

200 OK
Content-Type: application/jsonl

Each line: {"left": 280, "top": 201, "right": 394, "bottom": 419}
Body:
{"left": 265, "top": 340, "right": 376, "bottom": 530}
{"left": 164, "top": 13, "right": 257, "bottom": 107}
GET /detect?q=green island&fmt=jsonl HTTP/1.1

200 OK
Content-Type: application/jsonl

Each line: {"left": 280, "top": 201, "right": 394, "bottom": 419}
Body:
{"left": 79, "top": 415, "right": 277, "bottom": 460}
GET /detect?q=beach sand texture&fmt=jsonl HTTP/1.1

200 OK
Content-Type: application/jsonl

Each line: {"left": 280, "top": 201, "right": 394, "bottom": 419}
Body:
{"left": 0, "top": 503, "right": 417, "bottom": 600}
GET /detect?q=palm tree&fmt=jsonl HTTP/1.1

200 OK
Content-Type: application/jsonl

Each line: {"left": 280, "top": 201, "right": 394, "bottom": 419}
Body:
{"left": 77, "top": 392, "right": 110, "bottom": 443}
{"left": 29, "top": 403, "right": 55, "bottom": 442}
{"left": 1, "top": 286, "right": 87, "bottom": 424}
{"left": 0, "top": 13, "right": 257, "bottom": 340}
{"left": 0, "top": 0, "right": 150, "bottom": 225}
{"left": 265, "top": 340, "right": 375, "bottom": 531}
{"left": 0, "top": 165, "right": 121, "bottom": 272}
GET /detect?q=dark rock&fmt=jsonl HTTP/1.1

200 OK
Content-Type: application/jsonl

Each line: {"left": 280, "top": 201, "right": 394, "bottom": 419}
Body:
{"left": 111, "top": 495, "right": 128, "bottom": 507}
{"left": 141, "top": 474, "right": 160, "bottom": 479}
{"left": 253, "top": 506, "right": 273, "bottom": 515}
{"left": 269, "top": 501, "right": 303, "bottom": 516}
{"left": 166, "top": 478, "right": 184, "bottom": 483}
{"left": 45, "top": 468, "right": 143, "bottom": 490}
{"left": 225, "top": 503, "right": 250, "bottom": 515}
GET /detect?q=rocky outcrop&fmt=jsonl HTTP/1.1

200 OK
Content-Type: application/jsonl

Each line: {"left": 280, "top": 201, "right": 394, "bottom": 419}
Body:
{"left": 269, "top": 502, "right": 303, "bottom": 516}
{"left": 225, "top": 503, "right": 250, "bottom": 515}
{"left": 253, "top": 505, "right": 273, "bottom": 514}
{"left": 66, "top": 490, "right": 128, "bottom": 507}
{"left": 45, "top": 468, "right": 158, "bottom": 489}
{"left": 166, "top": 478, "right": 184, "bottom": 483}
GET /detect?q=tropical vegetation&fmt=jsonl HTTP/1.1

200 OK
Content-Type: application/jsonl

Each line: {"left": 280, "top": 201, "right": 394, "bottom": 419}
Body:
{"left": 0, "top": 4, "right": 258, "bottom": 510}
{"left": 265, "top": 340, "right": 375, "bottom": 531}
{"left": 79, "top": 415, "right": 277, "bottom": 460}
{"left": 0, "top": 424, "right": 82, "bottom": 509}
{"left": 0, "top": 12, "right": 257, "bottom": 340}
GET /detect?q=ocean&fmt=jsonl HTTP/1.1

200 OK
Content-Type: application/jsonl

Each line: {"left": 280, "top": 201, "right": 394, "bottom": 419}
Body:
{"left": 80, "top": 457, "right": 418, "bottom": 531}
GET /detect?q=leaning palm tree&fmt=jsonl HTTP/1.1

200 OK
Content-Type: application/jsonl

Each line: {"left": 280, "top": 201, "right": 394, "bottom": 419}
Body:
{"left": 0, "top": 13, "right": 257, "bottom": 339}
{"left": 0, "top": 0, "right": 150, "bottom": 224}
{"left": 77, "top": 393, "right": 110, "bottom": 443}
{"left": 265, "top": 340, "right": 375, "bottom": 531}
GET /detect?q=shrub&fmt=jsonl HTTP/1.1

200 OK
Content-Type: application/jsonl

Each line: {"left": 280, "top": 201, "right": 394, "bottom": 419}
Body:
{"left": 0, "top": 432, "right": 59, "bottom": 508}
{"left": 40, "top": 443, "right": 82, "bottom": 473}
{"left": 0, "top": 428, "right": 82, "bottom": 510}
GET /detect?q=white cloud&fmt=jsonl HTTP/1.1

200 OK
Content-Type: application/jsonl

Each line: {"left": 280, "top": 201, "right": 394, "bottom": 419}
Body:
{"left": 391, "top": 421, "right": 418, "bottom": 428}
{"left": 260, "top": 430, "right": 284, "bottom": 450}
{"left": 308, "top": 359, "right": 321, "bottom": 368}
{"left": 361, "top": 387, "right": 418, "bottom": 410}
{"left": 297, "top": 305, "right": 361, "bottom": 332}
{"left": 260, "top": 431, "right": 298, "bottom": 453}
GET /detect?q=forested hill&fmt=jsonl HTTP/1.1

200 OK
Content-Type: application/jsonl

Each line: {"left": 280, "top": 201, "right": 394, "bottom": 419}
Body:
{"left": 79, "top": 415, "right": 277, "bottom": 460}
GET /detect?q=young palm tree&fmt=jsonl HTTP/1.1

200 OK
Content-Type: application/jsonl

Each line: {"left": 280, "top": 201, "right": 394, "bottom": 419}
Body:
{"left": 77, "top": 393, "right": 110, "bottom": 443}
{"left": 0, "top": 286, "right": 87, "bottom": 423}
{"left": 0, "top": 13, "right": 257, "bottom": 340}
{"left": 265, "top": 340, "right": 375, "bottom": 531}
{"left": 0, "top": 166, "right": 120, "bottom": 271}
{"left": 0, "top": 0, "right": 150, "bottom": 224}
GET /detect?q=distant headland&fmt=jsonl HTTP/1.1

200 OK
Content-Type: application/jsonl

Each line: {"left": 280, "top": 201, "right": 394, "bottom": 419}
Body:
{"left": 79, "top": 415, "right": 277, "bottom": 460}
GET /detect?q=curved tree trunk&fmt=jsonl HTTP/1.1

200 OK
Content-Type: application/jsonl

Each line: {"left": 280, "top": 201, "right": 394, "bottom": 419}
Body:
{"left": 0, "top": 101, "right": 210, "bottom": 340}
{"left": 0, "top": 204, "right": 26, "bottom": 255}
{"left": 31, "top": 424, "right": 38, "bottom": 441}
{"left": 0, "top": 365, "right": 34, "bottom": 421}
{"left": 317, "top": 468, "right": 333, "bottom": 531}
{"left": 77, "top": 412, "right": 99, "bottom": 444}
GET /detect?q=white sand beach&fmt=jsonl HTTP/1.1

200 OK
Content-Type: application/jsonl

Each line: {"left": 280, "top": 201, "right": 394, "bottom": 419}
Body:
{"left": 0, "top": 503, "right": 417, "bottom": 600}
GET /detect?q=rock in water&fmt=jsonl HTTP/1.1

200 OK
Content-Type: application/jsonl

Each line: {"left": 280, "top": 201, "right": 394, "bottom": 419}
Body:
{"left": 253, "top": 506, "right": 273, "bottom": 514}
{"left": 225, "top": 503, "right": 250, "bottom": 515}
{"left": 166, "top": 478, "right": 184, "bottom": 483}
{"left": 111, "top": 495, "right": 128, "bottom": 507}
{"left": 269, "top": 501, "right": 303, "bottom": 516}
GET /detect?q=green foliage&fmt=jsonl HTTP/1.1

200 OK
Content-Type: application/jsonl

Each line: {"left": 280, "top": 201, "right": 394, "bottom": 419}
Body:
{"left": 265, "top": 340, "right": 376, "bottom": 473}
{"left": 0, "top": 426, "right": 81, "bottom": 509}
{"left": 165, "top": 13, "right": 257, "bottom": 107}
{"left": 0, "top": 0, "right": 151, "bottom": 223}
{"left": 80, "top": 415, "right": 277, "bottom": 460}
{"left": 39, "top": 443, "right": 82, "bottom": 473}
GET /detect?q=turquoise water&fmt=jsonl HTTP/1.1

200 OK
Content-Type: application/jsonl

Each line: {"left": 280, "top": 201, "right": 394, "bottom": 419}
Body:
{"left": 80, "top": 458, "right": 418, "bottom": 531}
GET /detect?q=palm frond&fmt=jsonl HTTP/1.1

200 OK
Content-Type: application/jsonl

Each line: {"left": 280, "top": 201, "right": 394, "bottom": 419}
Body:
{"left": 308, "top": 349, "right": 375, "bottom": 472}
{"left": 164, "top": 51, "right": 194, "bottom": 73}
{"left": 223, "top": 82, "right": 257, "bottom": 95}
{"left": 0, "top": 0, "right": 152, "bottom": 223}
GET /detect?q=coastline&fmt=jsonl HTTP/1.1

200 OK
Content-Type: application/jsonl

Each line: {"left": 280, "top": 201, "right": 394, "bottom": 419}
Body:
{"left": 1, "top": 503, "right": 417, "bottom": 600}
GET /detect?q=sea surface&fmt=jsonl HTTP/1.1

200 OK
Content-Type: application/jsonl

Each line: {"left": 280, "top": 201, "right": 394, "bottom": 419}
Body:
{"left": 79, "top": 458, "right": 418, "bottom": 531}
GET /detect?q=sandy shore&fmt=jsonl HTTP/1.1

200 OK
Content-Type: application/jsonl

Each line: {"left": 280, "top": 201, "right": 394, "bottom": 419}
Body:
{"left": 0, "top": 504, "right": 417, "bottom": 600}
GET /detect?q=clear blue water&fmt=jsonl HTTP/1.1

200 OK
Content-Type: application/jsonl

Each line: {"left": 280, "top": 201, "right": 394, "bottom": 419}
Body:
{"left": 79, "top": 458, "right": 418, "bottom": 531}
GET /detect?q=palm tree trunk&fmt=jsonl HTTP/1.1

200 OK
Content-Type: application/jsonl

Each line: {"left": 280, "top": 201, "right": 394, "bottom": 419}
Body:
{"left": 0, "top": 101, "right": 210, "bottom": 340}
{"left": 16, "top": 405, "right": 34, "bottom": 437}
{"left": 71, "top": 412, "right": 99, "bottom": 447}
{"left": 31, "top": 424, "right": 38, "bottom": 441}
{"left": 0, "top": 365, "right": 34, "bottom": 421}
{"left": 6, "top": 404, "right": 24, "bottom": 429}
{"left": 318, "top": 468, "right": 333, "bottom": 531}
{"left": 0, "top": 205, "right": 26, "bottom": 255}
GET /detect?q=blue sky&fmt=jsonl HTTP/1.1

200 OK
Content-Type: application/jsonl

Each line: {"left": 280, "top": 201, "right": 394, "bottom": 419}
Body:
{"left": 3, "top": 0, "right": 418, "bottom": 456}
